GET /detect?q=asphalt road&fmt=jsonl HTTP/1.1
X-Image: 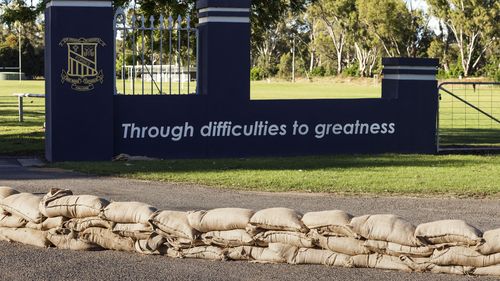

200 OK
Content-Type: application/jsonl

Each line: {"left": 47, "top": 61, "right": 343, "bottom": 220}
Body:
{"left": 0, "top": 159, "right": 499, "bottom": 281}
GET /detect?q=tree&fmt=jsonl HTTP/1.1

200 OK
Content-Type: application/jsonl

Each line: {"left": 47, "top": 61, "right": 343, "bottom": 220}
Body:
{"left": 351, "top": 15, "right": 380, "bottom": 77}
{"left": 405, "top": 3, "right": 434, "bottom": 58}
{"left": 0, "top": 0, "right": 41, "bottom": 25}
{"left": 428, "top": 0, "right": 499, "bottom": 77}
{"left": 356, "top": 0, "right": 416, "bottom": 57}
{"left": 113, "top": 0, "right": 312, "bottom": 80}
{"left": 308, "top": 0, "right": 356, "bottom": 74}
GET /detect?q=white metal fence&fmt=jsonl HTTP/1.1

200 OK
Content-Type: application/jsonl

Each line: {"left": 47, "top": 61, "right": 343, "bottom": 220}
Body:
{"left": 114, "top": 9, "right": 198, "bottom": 95}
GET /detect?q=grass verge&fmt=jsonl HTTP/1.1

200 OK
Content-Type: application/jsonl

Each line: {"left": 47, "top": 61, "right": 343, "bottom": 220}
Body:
{"left": 55, "top": 154, "right": 500, "bottom": 198}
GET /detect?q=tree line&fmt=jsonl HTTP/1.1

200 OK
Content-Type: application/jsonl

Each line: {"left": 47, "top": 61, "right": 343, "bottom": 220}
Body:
{"left": 0, "top": 0, "right": 498, "bottom": 81}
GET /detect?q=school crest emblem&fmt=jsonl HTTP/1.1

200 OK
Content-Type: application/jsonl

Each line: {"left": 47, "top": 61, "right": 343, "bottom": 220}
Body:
{"left": 59, "top": 38, "right": 106, "bottom": 92}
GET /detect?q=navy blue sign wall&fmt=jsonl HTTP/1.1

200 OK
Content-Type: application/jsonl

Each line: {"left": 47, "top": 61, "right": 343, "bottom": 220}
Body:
{"left": 45, "top": 0, "right": 114, "bottom": 161}
{"left": 45, "top": 0, "right": 439, "bottom": 162}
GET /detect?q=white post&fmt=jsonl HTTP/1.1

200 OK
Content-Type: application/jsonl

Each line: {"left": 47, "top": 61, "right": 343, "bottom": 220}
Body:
{"left": 18, "top": 24, "right": 22, "bottom": 82}
{"left": 292, "top": 36, "right": 296, "bottom": 83}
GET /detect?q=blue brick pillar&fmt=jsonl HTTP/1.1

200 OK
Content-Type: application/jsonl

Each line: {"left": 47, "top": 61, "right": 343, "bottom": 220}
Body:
{"left": 196, "top": 0, "right": 251, "bottom": 101}
{"left": 381, "top": 58, "right": 439, "bottom": 100}
{"left": 45, "top": 0, "right": 114, "bottom": 162}
{"left": 381, "top": 58, "right": 440, "bottom": 153}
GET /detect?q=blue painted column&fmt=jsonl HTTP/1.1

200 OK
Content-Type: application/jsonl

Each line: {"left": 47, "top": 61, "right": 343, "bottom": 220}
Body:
{"left": 381, "top": 58, "right": 440, "bottom": 153}
{"left": 196, "top": 0, "right": 251, "bottom": 102}
{"left": 381, "top": 58, "right": 439, "bottom": 100}
{"left": 45, "top": 0, "right": 114, "bottom": 162}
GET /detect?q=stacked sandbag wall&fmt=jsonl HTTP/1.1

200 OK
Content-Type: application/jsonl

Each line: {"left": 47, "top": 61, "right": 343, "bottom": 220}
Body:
{"left": 0, "top": 186, "right": 498, "bottom": 277}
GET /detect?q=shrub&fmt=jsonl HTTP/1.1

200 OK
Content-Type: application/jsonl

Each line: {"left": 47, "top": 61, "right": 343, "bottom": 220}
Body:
{"left": 342, "top": 64, "right": 359, "bottom": 77}
{"left": 310, "top": 66, "right": 326, "bottom": 77}
{"left": 277, "top": 53, "right": 292, "bottom": 80}
{"left": 250, "top": 67, "right": 264, "bottom": 81}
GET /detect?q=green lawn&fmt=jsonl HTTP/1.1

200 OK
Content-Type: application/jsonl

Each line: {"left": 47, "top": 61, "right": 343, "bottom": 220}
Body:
{"left": 0, "top": 81, "right": 45, "bottom": 155}
{"left": 117, "top": 78, "right": 381, "bottom": 99}
{"left": 55, "top": 154, "right": 500, "bottom": 197}
{"left": 251, "top": 80, "right": 380, "bottom": 99}
{"left": 438, "top": 83, "right": 500, "bottom": 147}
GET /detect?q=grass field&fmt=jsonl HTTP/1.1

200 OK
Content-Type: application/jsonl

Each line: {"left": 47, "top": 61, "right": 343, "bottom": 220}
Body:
{"left": 55, "top": 154, "right": 500, "bottom": 197}
{"left": 251, "top": 79, "right": 380, "bottom": 99}
{"left": 0, "top": 81, "right": 45, "bottom": 155}
{"left": 439, "top": 83, "right": 500, "bottom": 147}
{"left": 118, "top": 78, "right": 381, "bottom": 99}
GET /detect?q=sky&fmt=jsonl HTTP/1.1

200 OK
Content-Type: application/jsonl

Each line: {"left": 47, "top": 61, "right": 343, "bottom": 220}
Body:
{"left": 409, "top": 0, "right": 429, "bottom": 10}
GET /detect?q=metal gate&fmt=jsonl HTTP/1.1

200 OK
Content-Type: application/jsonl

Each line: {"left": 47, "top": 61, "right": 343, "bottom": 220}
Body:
{"left": 113, "top": 9, "right": 198, "bottom": 96}
{"left": 438, "top": 82, "right": 500, "bottom": 151}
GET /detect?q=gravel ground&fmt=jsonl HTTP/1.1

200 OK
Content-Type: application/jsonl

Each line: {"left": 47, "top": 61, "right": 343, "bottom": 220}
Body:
{"left": 0, "top": 161, "right": 498, "bottom": 281}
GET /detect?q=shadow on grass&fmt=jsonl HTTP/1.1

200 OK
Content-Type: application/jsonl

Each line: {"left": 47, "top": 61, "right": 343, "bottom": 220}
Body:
{"left": 440, "top": 128, "right": 500, "bottom": 147}
{"left": 54, "top": 154, "right": 498, "bottom": 176}
{"left": 0, "top": 101, "right": 18, "bottom": 106}
{"left": 0, "top": 131, "right": 44, "bottom": 156}
{"left": 0, "top": 120, "right": 45, "bottom": 127}
{"left": 0, "top": 109, "right": 45, "bottom": 117}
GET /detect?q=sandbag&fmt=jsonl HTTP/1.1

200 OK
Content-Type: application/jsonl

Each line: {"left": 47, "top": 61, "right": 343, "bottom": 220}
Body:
{"left": 0, "top": 187, "right": 19, "bottom": 200}
{"left": 40, "top": 188, "right": 73, "bottom": 202}
{"left": 180, "top": 246, "right": 226, "bottom": 260}
{"left": 226, "top": 246, "right": 286, "bottom": 263}
{"left": 47, "top": 228, "right": 101, "bottom": 251}
{"left": 350, "top": 214, "right": 422, "bottom": 247}
{"left": 159, "top": 246, "right": 183, "bottom": 258}
{"left": 430, "top": 246, "right": 500, "bottom": 267}
{"left": 312, "top": 232, "right": 370, "bottom": 256}
{"left": 254, "top": 231, "right": 315, "bottom": 248}
{"left": 293, "top": 248, "right": 350, "bottom": 267}
{"left": 399, "top": 256, "right": 475, "bottom": 275}
{"left": 0, "top": 214, "right": 27, "bottom": 228}
{"left": 0, "top": 227, "right": 51, "bottom": 248}
{"left": 245, "top": 224, "right": 263, "bottom": 236}
{"left": 38, "top": 188, "right": 73, "bottom": 216}
{"left": 115, "top": 231, "right": 152, "bottom": 241}
{"left": 364, "top": 240, "right": 435, "bottom": 258}
{"left": 26, "top": 217, "right": 67, "bottom": 231}
{"left": 113, "top": 223, "right": 152, "bottom": 232}
{"left": 267, "top": 243, "right": 301, "bottom": 263}
{"left": 430, "top": 265, "right": 475, "bottom": 275}
{"left": 81, "top": 227, "right": 135, "bottom": 252}
{"left": 474, "top": 265, "right": 500, "bottom": 276}
{"left": 64, "top": 217, "right": 113, "bottom": 232}
{"left": 415, "top": 220, "right": 483, "bottom": 246}
{"left": 41, "top": 194, "right": 109, "bottom": 219}
{"left": 476, "top": 229, "right": 500, "bottom": 255}
{"left": 112, "top": 223, "right": 153, "bottom": 240}
{"left": 302, "top": 210, "right": 358, "bottom": 238}
{"left": 188, "top": 208, "right": 254, "bottom": 232}
{"left": 101, "top": 202, "right": 157, "bottom": 224}
{"left": 201, "top": 229, "right": 255, "bottom": 247}
{"left": 348, "top": 254, "right": 413, "bottom": 272}
{"left": 135, "top": 233, "right": 167, "bottom": 255}
{"left": 249, "top": 208, "right": 307, "bottom": 233}
{"left": 135, "top": 242, "right": 181, "bottom": 257}
{"left": 149, "top": 211, "right": 199, "bottom": 240}
{"left": 166, "top": 236, "right": 205, "bottom": 250}
{"left": 0, "top": 193, "right": 43, "bottom": 223}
